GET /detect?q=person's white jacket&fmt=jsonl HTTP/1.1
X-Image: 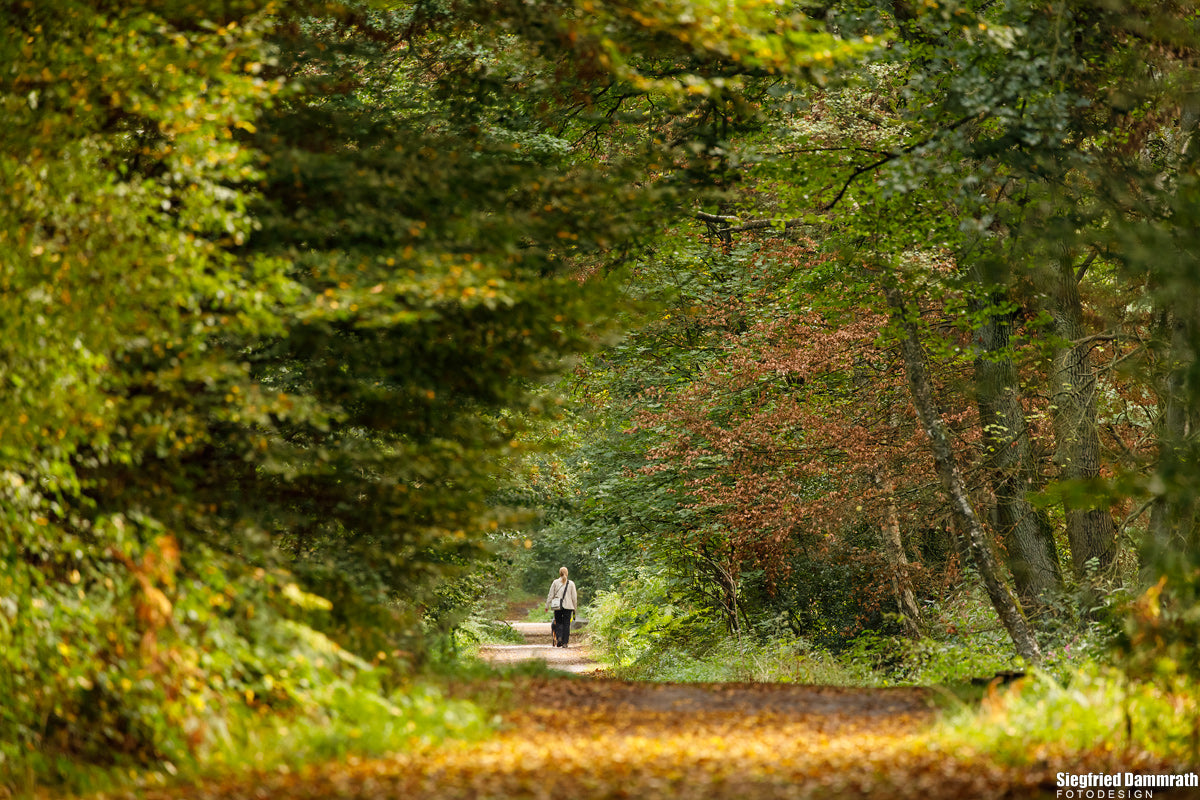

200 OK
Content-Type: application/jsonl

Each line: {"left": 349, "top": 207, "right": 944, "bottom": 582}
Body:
{"left": 546, "top": 578, "right": 577, "bottom": 611}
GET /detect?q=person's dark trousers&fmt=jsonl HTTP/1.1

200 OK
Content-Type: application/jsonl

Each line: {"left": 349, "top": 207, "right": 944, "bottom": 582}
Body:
{"left": 553, "top": 608, "right": 573, "bottom": 647}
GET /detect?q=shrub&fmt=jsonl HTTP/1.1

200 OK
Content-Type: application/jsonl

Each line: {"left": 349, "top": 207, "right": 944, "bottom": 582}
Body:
{"left": 587, "top": 572, "right": 879, "bottom": 685}
{"left": 931, "top": 665, "right": 1200, "bottom": 766}
{"left": 0, "top": 524, "right": 485, "bottom": 795}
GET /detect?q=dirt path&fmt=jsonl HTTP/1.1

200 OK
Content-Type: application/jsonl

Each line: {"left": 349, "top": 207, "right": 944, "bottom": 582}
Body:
{"left": 477, "top": 621, "right": 602, "bottom": 675}
{"left": 456, "top": 620, "right": 961, "bottom": 798}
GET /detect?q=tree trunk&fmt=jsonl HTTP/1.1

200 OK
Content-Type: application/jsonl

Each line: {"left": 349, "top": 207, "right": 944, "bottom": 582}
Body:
{"left": 971, "top": 293, "right": 1064, "bottom": 616}
{"left": 1146, "top": 306, "right": 1200, "bottom": 573}
{"left": 1049, "top": 259, "right": 1117, "bottom": 586}
{"left": 876, "top": 470, "right": 924, "bottom": 636}
{"left": 886, "top": 285, "right": 1043, "bottom": 664}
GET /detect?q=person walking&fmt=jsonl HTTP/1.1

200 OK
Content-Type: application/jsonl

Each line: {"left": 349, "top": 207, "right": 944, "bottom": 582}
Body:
{"left": 545, "top": 566, "right": 577, "bottom": 648}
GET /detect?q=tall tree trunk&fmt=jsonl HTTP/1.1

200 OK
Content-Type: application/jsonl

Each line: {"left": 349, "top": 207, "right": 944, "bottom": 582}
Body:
{"left": 885, "top": 285, "right": 1043, "bottom": 664}
{"left": 971, "top": 293, "right": 1064, "bottom": 616}
{"left": 1049, "top": 259, "right": 1117, "bottom": 586}
{"left": 876, "top": 470, "right": 924, "bottom": 636}
{"left": 1146, "top": 306, "right": 1200, "bottom": 573}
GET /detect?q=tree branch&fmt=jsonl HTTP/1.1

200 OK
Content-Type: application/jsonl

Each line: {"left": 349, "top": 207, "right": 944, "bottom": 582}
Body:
{"left": 1074, "top": 249, "right": 1100, "bottom": 283}
{"left": 694, "top": 209, "right": 807, "bottom": 234}
{"left": 819, "top": 113, "right": 980, "bottom": 211}
{"left": 694, "top": 114, "right": 983, "bottom": 235}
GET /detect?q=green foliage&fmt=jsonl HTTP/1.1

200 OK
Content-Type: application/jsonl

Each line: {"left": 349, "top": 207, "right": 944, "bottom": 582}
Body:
{"left": 5, "top": 0, "right": 864, "bottom": 786}
{"left": 0, "top": 528, "right": 443, "bottom": 791}
{"left": 48, "top": 679, "right": 491, "bottom": 796}
{"left": 455, "top": 619, "right": 528, "bottom": 649}
{"left": 933, "top": 666, "right": 1200, "bottom": 766}
{"left": 618, "top": 633, "right": 879, "bottom": 686}
{"left": 0, "top": 0, "right": 309, "bottom": 783}
{"left": 845, "top": 632, "right": 1019, "bottom": 689}
{"left": 583, "top": 570, "right": 1123, "bottom": 690}
{"left": 587, "top": 571, "right": 877, "bottom": 684}
{"left": 226, "top": 683, "right": 490, "bottom": 766}
{"left": 524, "top": 606, "right": 555, "bottom": 623}
{"left": 838, "top": 577, "right": 1122, "bottom": 689}
{"left": 11, "top": 0, "right": 1200, "bottom": 787}
{"left": 587, "top": 570, "right": 700, "bottom": 669}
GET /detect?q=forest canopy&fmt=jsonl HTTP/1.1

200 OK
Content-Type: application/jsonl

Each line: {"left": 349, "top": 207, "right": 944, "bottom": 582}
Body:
{"left": 3, "top": 0, "right": 1200, "bottom": 790}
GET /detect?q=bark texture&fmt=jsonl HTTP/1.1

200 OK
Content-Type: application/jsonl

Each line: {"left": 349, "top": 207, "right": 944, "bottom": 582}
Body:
{"left": 886, "top": 285, "right": 1042, "bottom": 664}
{"left": 1049, "top": 261, "right": 1117, "bottom": 583}
{"left": 971, "top": 295, "right": 1064, "bottom": 615}
{"left": 1146, "top": 308, "right": 1200, "bottom": 569}
{"left": 877, "top": 471, "right": 924, "bottom": 636}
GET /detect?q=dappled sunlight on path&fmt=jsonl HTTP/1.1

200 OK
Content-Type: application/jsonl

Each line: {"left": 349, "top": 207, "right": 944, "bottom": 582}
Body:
{"left": 477, "top": 621, "right": 602, "bottom": 675}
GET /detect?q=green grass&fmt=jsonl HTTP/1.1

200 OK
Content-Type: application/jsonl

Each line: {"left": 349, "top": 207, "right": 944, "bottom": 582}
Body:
{"left": 611, "top": 635, "right": 881, "bottom": 685}
{"left": 524, "top": 605, "right": 553, "bottom": 623}
{"left": 211, "top": 682, "right": 492, "bottom": 767}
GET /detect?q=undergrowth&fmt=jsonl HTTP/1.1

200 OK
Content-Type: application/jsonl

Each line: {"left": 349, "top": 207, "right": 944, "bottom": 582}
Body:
{"left": 18, "top": 676, "right": 495, "bottom": 798}
{"left": 5, "top": 578, "right": 540, "bottom": 796}
{"left": 931, "top": 665, "right": 1200, "bottom": 768}
{"left": 586, "top": 576, "right": 876, "bottom": 685}
{"left": 585, "top": 574, "right": 1119, "bottom": 689}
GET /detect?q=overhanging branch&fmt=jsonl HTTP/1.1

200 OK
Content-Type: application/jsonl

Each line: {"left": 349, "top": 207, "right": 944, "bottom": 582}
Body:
{"left": 693, "top": 112, "right": 984, "bottom": 235}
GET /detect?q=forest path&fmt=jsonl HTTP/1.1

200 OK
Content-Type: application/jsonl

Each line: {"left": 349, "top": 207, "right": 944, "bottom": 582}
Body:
{"left": 477, "top": 620, "right": 602, "bottom": 674}
{"left": 425, "top": 619, "right": 1048, "bottom": 799}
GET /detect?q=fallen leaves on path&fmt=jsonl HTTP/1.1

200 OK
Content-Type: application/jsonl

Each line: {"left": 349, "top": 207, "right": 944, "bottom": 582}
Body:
{"left": 438, "top": 679, "right": 944, "bottom": 800}
{"left": 103, "top": 675, "right": 1200, "bottom": 800}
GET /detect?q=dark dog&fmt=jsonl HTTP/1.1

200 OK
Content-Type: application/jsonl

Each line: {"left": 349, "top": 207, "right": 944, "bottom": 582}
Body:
{"left": 549, "top": 621, "right": 560, "bottom": 648}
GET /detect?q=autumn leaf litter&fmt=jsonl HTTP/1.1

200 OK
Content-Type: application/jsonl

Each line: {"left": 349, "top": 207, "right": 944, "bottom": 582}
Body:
{"left": 105, "top": 625, "right": 1199, "bottom": 800}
